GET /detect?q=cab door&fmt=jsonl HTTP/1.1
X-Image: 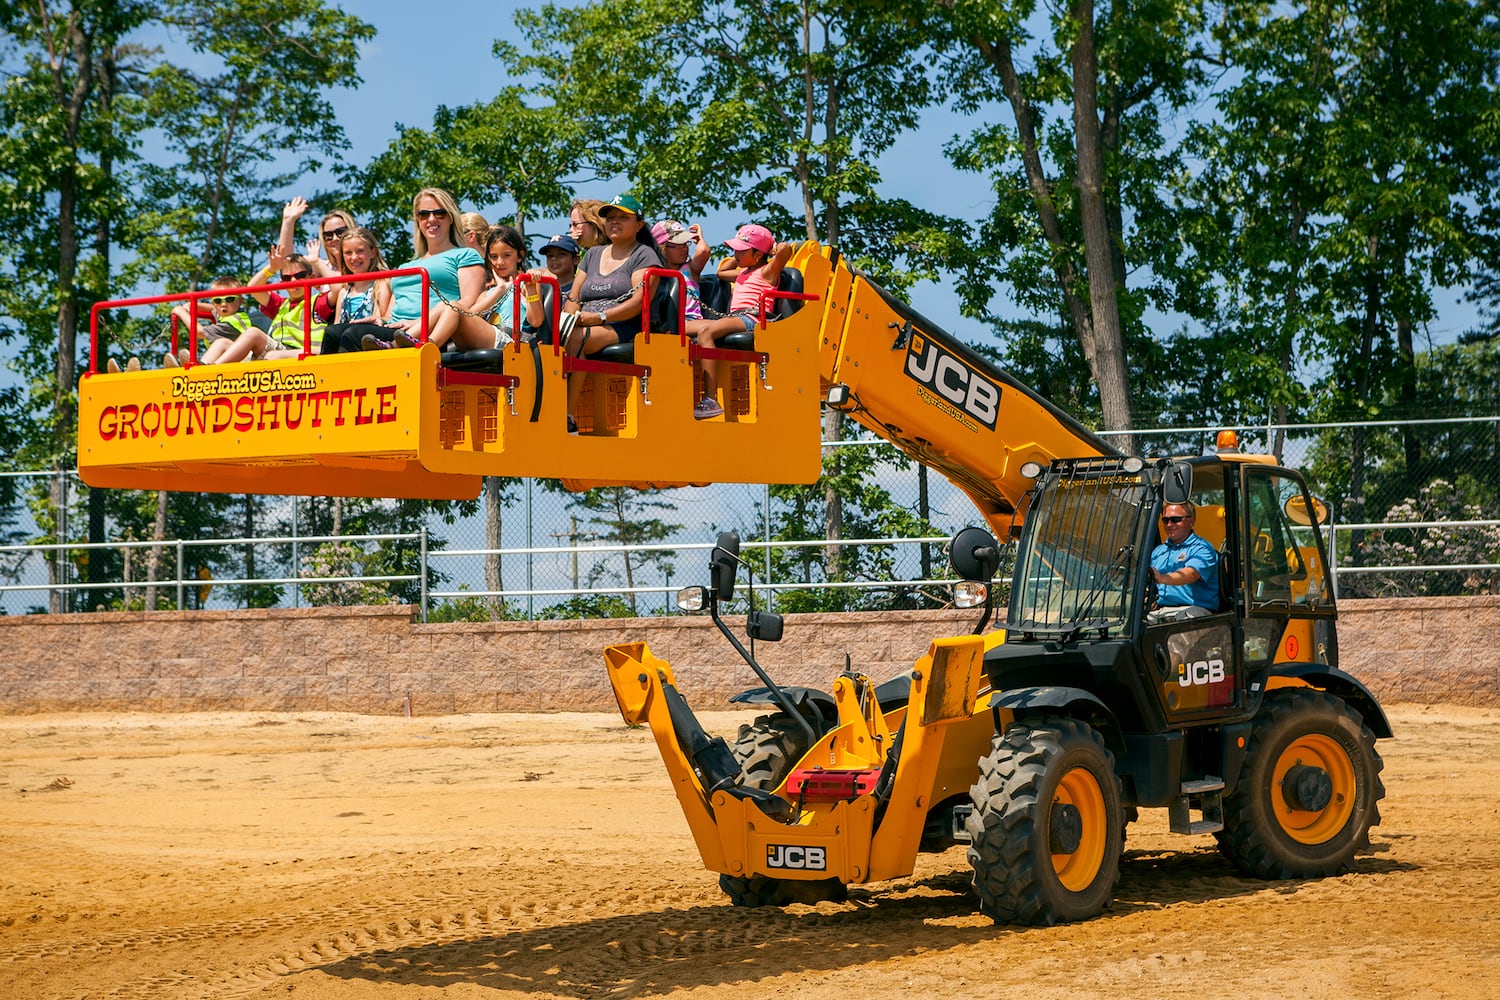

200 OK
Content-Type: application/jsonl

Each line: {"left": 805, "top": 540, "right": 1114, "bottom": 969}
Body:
{"left": 1239, "top": 466, "right": 1336, "bottom": 670}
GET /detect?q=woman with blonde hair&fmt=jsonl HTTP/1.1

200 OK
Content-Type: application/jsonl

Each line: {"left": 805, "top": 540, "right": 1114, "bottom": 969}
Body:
{"left": 340, "top": 187, "right": 486, "bottom": 351}
{"left": 458, "top": 212, "right": 490, "bottom": 251}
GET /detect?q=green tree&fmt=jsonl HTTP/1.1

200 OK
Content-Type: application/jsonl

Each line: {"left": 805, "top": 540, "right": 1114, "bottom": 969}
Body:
{"left": 933, "top": 0, "right": 1215, "bottom": 440}
{"left": 1175, "top": 0, "right": 1500, "bottom": 523}
{"left": 345, "top": 84, "right": 581, "bottom": 240}
{"left": 0, "top": 0, "right": 375, "bottom": 612}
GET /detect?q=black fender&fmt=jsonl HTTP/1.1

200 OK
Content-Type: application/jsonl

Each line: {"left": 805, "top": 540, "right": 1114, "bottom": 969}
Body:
{"left": 872, "top": 673, "right": 912, "bottom": 712}
{"left": 728, "top": 685, "right": 838, "bottom": 727}
{"left": 1267, "top": 662, "right": 1394, "bottom": 739}
{"left": 992, "top": 685, "right": 1124, "bottom": 754}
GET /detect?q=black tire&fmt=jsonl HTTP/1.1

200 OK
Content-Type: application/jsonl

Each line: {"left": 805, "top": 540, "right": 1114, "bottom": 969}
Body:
{"left": 965, "top": 718, "right": 1123, "bottom": 926}
{"left": 1217, "top": 688, "right": 1385, "bottom": 879}
{"left": 719, "top": 873, "right": 847, "bottom": 907}
{"left": 719, "top": 873, "right": 791, "bottom": 907}
{"left": 732, "top": 712, "right": 815, "bottom": 791}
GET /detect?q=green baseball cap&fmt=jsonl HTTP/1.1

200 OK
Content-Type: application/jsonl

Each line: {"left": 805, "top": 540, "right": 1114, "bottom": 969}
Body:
{"left": 601, "top": 193, "right": 644, "bottom": 217}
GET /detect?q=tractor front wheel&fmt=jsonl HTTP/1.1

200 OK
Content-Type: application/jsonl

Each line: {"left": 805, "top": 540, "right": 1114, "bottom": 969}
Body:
{"left": 1217, "top": 688, "right": 1384, "bottom": 878}
{"left": 732, "top": 711, "right": 817, "bottom": 792}
{"left": 965, "top": 718, "right": 1123, "bottom": 925}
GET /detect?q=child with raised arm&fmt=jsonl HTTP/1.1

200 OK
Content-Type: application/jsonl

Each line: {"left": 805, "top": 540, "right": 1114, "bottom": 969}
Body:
{"left": 686, "top": 224, "right": 792, "bottom": 419}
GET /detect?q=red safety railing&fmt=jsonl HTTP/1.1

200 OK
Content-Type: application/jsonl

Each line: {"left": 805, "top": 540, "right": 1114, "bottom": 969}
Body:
{"left": 88, "top": 267, "right": 432, "bottom": 373}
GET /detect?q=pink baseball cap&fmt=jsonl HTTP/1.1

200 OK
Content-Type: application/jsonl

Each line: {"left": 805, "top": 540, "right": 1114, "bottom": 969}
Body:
{"left": 724, "top": 224, "right": 773, "bottom": 254}
{"left": 652, "top": 220, "right": 691, "bottom": 246}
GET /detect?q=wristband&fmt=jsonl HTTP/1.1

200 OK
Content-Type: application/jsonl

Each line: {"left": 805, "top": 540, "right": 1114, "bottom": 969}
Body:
{"left": 525, "top": 293, "right": 541, "bottom": 303}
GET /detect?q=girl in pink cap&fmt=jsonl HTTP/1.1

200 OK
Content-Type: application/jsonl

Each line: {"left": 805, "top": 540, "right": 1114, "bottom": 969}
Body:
{"left": 686, "top": 224, "right": 792, "bottom": 419}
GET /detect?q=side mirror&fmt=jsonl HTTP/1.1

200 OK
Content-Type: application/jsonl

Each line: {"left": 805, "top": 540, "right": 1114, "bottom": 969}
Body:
{"left": 949, "top": 526, "right": 1001, "bottom": 582}
{"left": 711, "top": 531, "right": 740, "bottom": 599}
{"left": 1285, "top": 494, "right": 1329, "bottom": 526}
{"left": 746, "top": 610, "right": 783, "bottom": 642}
{"left": 1162, "top": 460, "right": 1194, "bottom": 505}
{"left": 676, "top": 586, "right": 707, "bottom": 612}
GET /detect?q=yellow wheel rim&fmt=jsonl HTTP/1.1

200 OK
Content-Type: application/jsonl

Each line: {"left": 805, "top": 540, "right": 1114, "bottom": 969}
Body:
{"left": 1272, "top": 734, "right": 1355, "bottom": 845}
{"left": 1052, "top": 765, "right": 1108, "bottom": 891}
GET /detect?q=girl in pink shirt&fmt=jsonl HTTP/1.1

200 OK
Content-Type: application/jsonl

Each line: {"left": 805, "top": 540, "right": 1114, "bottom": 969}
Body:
{"left": 686, "top": 224, "right": 793, "bottom": 419}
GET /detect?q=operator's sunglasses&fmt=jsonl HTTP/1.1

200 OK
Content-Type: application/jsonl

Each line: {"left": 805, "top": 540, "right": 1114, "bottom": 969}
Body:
{"left": 416, "top": 208, "right": 449, "bottom": 220}
{"left": 207, "top": 295, "right": 240, "bottom": 304}
{"left": 322, "top": 226, "right": 348, "bottom": 240}
{"left": 1161, "top": 516, "right": 1188, "bottom": 524}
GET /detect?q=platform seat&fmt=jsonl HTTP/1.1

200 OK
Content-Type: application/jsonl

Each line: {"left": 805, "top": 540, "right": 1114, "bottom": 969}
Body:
{"left": 720, "top": 267, "right": 805, "bottom": 351}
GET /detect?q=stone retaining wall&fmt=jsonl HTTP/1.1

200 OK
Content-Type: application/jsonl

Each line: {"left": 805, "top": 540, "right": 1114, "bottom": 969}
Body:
{"left": 2, "top": 596, "right": 1496, "bottom": 714}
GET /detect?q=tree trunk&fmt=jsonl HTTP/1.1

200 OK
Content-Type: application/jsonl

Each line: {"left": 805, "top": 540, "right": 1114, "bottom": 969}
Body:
{"left": 975, "top": 34, "right": 1101, "bottom": 405}
{"left": 1070, "top": 0, "right": 1134, "bottom": 442}
{"left": 821, "top": 407, "right": 844, "bottom": 581}
{"left": 144, "top": 490, "right": 168, "bottom": 610}
{"left": 485, "top": 476, "right": 503, "bottom": 620}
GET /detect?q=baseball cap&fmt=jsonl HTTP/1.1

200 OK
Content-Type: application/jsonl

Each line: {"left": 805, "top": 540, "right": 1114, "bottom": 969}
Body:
{"left": 600, "top": 193, "right": 644, "bottom": 217}
{"left": 724, "top": 223, "right": 773, "bottom": 254}
{"left": 541, "top": 233, "right": 581, "bottom": 255}
{"left": 652, "top": 220, "right": 691, "bottom": 246}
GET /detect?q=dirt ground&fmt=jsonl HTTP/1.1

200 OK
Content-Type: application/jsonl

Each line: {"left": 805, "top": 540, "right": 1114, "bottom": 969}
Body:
{"left": 2, "top": 705, "right": 1497, "bottom": 1000}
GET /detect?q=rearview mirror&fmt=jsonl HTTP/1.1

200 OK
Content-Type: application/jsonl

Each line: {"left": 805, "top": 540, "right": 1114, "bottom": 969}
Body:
{"left": 746, "top": 610, "right": 783, "bottom": 641}
{"left": 676, "top": 586, "right": 707, "bottom": 612}
{"left": 711, "top": 531, "right": 740, "bottom": 599}
{"left": 948, "top": 526, "right": 1001, "bottom": 582}
{"left": 1162, "top": 460, "right": 1194, "bottom": 505}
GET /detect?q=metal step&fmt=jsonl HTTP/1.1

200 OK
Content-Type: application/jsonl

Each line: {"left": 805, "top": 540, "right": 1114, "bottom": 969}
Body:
{"left": 1168, "top": 776, "right": 1225, "bottom": 835}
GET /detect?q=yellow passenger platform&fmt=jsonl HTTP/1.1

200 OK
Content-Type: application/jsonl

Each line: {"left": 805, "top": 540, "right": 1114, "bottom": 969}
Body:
{"left": 78, "top": 254, "right": 833, "bottom": 498}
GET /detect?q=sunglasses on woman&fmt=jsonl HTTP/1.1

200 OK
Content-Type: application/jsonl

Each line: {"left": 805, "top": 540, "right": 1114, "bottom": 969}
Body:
{"left": 416, "top": 208, "right": 449, "bottom": 220}
{"left": 321, "top": 226, "right": 348, "bottom": 241}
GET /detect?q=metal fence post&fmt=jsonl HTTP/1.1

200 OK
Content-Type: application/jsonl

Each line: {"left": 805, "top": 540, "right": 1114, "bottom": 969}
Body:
{"left": 176, "top": 539, "right": 185, "bottom": 610}
{"left": 420, "top": 526, "right": 429, "bottom": 622}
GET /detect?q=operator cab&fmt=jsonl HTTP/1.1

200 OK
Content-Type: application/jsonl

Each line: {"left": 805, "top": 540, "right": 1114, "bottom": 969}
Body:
{"left": 991, "top": 451, "right": 1338, "bottom": 736}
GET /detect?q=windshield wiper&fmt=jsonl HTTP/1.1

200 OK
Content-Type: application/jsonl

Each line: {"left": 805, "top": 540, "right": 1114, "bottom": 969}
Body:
{"left": 1061, "top": 544, "right": 1133, "bottom": 642}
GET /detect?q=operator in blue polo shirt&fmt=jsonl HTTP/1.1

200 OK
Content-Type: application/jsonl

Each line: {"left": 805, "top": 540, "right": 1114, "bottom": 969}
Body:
{"left": 1148, "top": 501, "right": 1220, "bottom": 622}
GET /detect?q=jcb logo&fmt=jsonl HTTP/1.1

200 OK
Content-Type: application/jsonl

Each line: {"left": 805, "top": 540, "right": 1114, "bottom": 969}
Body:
{"left": 1177, "top": 658, "right": 1227, "bottom": 687}
{"left": 766, "top": 845, "right": 826, "bottom": 871}
{"left": 905, "top": 335, "right": 1000, "bottom": 429}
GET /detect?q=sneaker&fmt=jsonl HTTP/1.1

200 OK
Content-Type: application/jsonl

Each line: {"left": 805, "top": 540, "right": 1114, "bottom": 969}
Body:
{"left": 566, "top": 416, "right": 579, "bottom": 436}
{"left": 106, "top": 358, "right": 121, "bottom": 374}
{"left": 178, "top": 348, "right": 190, "bottom": 367}
{"left": 163, "top": 350, "right": 179, "bottom": 368}
{"left": 126, "top": 356, "right": 142, "bottom": 372}
{"left": 693, "top": 397, "right": 724, "bottom": 420}
{"left": 392, "top": 330, "right": 417, "bottom": 350}
{"left": 361, "top": 333, "right": 391, "bottom": 351}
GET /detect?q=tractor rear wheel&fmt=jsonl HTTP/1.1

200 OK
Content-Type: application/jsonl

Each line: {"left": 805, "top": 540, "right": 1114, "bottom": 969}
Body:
{"left": 1217, "top": 688, "right": 1384, "bottom": 878}
{"left": 965, "top": 718, "right": 1123, "bottom": 925}
{"left": 732, "top": 712, "right": 816, "bottom": 792}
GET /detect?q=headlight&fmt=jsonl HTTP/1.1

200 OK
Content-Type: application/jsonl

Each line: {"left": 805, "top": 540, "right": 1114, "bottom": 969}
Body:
{"left": 953, "top": 580, "right": 988, "bottom": 609}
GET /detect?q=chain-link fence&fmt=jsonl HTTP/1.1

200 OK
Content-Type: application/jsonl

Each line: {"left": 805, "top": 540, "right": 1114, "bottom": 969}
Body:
{"left": 3, "top": 416, "right": 1497, "bottom": 618}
